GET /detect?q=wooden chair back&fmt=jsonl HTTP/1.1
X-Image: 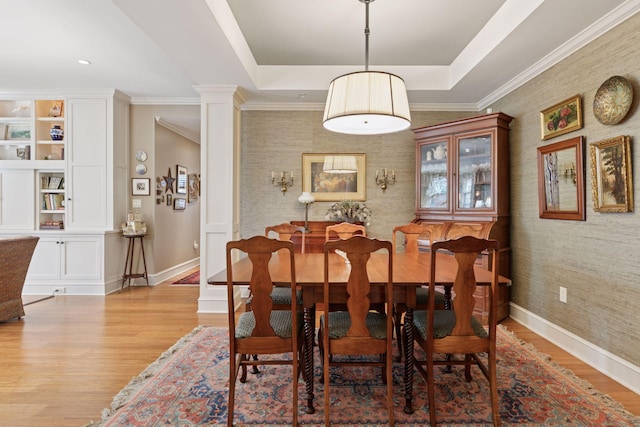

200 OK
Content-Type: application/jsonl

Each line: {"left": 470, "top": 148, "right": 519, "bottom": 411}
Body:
{"left": 325, "top": 222, "right": 366, "bottom": 241}
{"left": 225, "top": 235, "right": 299, "bottom": 426}
{"left": 392, "top": 222, "right": 432, "bottom": 253}
{"left": 265, "top": 222, "right": 306, "bottom": 253}
{"left": 322, "top": 235, "right": 393, "bottom": 425}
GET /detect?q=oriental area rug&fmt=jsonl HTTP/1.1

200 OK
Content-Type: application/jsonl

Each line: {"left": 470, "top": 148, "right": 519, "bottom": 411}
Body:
{"left": 90, "top": 326, "right": 640, "bottom": 427}
{"left": 170, "top": 270, "right": 200, "bottom": 285}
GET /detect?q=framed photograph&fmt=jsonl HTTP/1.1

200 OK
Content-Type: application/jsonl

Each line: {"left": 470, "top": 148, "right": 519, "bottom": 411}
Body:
{"left": 537, "top": 136, "right": 585, "bottom": 220}
{"left": 589, "top": 135, "right": 633, "bottom": 212}
{"left": 176, "top": 165, "right": 188, "bottom": 194}
{"left": 5, "top": 123, "right": 31, "bottom": 140}
{"left": 188, "top": 173, "right": 200, "bottom": 202}
{"left": 173, "top": 198, "right": 186, "bottom": 210}
{"left": 540, "top": 95, "right": 582, "bottom": 140}
{"left": 131, "top": 178, "right": 150, "bottom": 196}
{"left": 302, "top": 153, "right": 366, "bottom": 201}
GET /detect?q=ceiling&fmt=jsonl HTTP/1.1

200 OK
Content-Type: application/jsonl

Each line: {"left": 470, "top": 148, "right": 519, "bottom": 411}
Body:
{"left": 1, "top": 0, "right": 639, "bottom": 117}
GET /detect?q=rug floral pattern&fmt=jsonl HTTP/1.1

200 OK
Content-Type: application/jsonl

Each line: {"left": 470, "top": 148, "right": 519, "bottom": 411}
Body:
{"left": 94, "top": 326, "right": 639, "bottom": 427}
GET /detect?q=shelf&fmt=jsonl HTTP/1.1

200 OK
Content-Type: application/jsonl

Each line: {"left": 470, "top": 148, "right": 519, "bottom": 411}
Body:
{"left": 0, "top": 116, "right": 30, "bottom": 123}
{"left": 37, "top": 117, "right": 64, "bottom": 122}
{"left": 37, "top": 140, "right": 64, "bottom": 145}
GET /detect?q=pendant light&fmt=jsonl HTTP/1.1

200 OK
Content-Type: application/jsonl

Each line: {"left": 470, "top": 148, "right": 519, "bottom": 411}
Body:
{"left": 323, "top": 0, "right": 411, "bottom": 135}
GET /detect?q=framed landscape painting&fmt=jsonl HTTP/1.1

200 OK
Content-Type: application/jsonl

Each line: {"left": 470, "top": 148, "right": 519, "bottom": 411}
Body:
{"left": 302, "top": 153, "right": 366, "bottom": 201}
{"left": 589, "top": 135, "right": 633, "bottom": 212}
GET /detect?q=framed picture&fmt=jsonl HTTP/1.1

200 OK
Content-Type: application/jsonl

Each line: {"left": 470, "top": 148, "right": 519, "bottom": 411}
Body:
{"left": 536, "top": 136, "right": 585, "bottom": 220}
{"left": 540, "top": 95, "right": 582, "bottom": 140}
{"left": 131, "top": 178, "right": 150, "bottom": 196}
{"left": 188, "top": 173, "right": 200, "bottom": 202}
{"left": 302, "top": 153, "right": 366, "bottom": 201}
{"left": 176, "top": 165, "right": 188, "bottom": 194}
{"left": 5, "top": 123, "right": 31, "bottom": 140}
{"left": 173, "top": 198, "right": 186, "bottom": 210}
{"left": 589, "top": 135, "right": 633, "bottom": 212}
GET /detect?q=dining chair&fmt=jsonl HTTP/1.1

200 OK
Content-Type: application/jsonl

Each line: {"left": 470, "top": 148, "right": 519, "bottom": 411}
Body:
{"left": 319, "top": 235, "right": 394, "bottom": 426}
{"left": 392, "top": 223, "right": 447, "bottom": 361}
{"left": 325, "top": 221, "right": 366, "bottom": 241}
{"left": 247, "top": 223, "right": 306, "bottom": 312}
{"left": 265, "top": 222, "right": 306, "bottom": 253}
{"left": 409, "top": 236, "right": 501, "bottom": 427}
{"left": 226, "top": 236, "right": 302, "bottom": 427}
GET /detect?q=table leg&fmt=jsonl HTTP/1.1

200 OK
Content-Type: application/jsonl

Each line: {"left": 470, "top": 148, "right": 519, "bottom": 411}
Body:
{"left": 139, "top": 237, "right": 149, "bottom": 286}
{"left": 121, "top": 238, "right": 134, "bottom": 291}
{"left": 403, "top": 307, "right": 415, "bottom": 414}
{"left": 303, "top": 306, "right": 315, "bottom": 414}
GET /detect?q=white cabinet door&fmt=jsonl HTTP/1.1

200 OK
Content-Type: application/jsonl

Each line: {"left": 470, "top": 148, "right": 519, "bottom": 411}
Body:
{"left": 61, "top": 236, "right": 101, "bottom": 280}
{"left": 66, "top": 97, "right": 107, "bottom": 229}
{"left": 26, "top": 236, "right": 61, "bottom": 280}
{"left": 0, "top": 170, "right": 35, "bottom": 229}
{"left": 26, "top": 235, "right": 101, "bottom": 281}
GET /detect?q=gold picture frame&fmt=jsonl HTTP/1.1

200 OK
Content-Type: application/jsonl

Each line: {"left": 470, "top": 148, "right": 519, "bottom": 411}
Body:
{"left": 302, "top": 153, "right": 366, "bottom": 201}
{"left": 536, "top": 136, "right": 585, "bottom": 220}
{"left": 540, "top": 95, "right": 583, "bottom": 140}
{"left": 589, "top": 135, "right": 633, "bottom": 212}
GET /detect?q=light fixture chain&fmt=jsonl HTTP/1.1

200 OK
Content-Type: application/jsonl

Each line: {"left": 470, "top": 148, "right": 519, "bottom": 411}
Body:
{"left": 364, "top": 0, "right": 370, "bottom": 71}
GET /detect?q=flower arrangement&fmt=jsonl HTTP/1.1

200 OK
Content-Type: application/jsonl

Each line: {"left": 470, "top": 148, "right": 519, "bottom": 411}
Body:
{"left": 325, "top": 200, "right": 372, "bottom": 226}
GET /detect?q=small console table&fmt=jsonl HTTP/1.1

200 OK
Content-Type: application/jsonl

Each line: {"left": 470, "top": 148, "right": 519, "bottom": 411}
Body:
{"left": 121, "top": 233, "right": 149, "bottom": 290}
{"left": 289, "top": 220, "right": 364, "bottom": 253}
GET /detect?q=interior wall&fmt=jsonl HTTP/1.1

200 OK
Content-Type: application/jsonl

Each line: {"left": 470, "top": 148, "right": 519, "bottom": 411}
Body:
{"left": 129, "top": 105, "right": 200, "bottom": 277}
{"left": 239, "top": 110, "right": 476, "bottom": 242}
{"left": 488, "top": 12, "right": 640, "bottom": 368}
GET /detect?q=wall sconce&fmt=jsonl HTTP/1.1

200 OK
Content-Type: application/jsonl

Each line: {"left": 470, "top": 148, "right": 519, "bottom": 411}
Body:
{"left": 297, "top": 192, "right": 315, "bottom": 233}
{"left": 272, "top": 171, "right": 293, "bottom": 194}
{"left": 375, "top": 168, "right": 395, "bottom": 192}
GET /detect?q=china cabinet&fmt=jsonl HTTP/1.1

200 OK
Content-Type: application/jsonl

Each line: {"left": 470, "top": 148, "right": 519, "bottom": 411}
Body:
{"left": 413, "top": 112, "right": 513, "bottom": 322}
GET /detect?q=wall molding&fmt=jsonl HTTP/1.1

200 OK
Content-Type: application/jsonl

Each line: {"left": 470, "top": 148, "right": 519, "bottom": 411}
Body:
{"left": 509, "top": 303, "right": 640, "bottom": 395}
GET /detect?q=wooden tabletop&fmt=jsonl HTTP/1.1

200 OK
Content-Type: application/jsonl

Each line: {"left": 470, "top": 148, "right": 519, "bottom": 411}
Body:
{"left": 208, "top": 251, "right": 510, "bottom": 287}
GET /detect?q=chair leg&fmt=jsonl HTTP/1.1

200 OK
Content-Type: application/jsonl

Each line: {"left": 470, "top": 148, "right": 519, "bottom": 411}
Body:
{"left": 464, "top": 354, "right": 473, "bottom": 382}
{"left": 228, "top": 353, "right": 242, "bottom": 427}
{"left": 489, "top": 350, "right": 501, "bottom": 427}
{"left": 427, "top": 353, "right": 437, "bottom": 427}
{"left": 239, "top": 354, "right": 249, "bottom": 383}
{"left": 251, "top": 354, "right": 260, "bottom": 374}
{"left": 317, "top": 328, "right": 325, "bottom": 384}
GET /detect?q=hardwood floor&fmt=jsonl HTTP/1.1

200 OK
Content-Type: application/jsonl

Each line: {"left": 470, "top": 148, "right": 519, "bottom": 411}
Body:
{"left": 1, "top": 273, "right": 638, "bottom": 427}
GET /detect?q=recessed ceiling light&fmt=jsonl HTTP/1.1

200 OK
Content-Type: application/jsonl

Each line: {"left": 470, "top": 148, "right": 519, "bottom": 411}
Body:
{"left": 78, "top": 59, "right": 91, "bottom": 65}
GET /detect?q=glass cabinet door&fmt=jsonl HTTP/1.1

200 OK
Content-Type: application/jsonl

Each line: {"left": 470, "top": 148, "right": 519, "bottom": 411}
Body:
{"left": 419, "top": 140, "right": 449, "bottom": 209}
{"left": 457, "top": 134, "right": 492, "bottom": 209}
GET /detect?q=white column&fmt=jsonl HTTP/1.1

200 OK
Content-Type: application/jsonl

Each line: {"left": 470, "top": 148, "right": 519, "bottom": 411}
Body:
{"left": 195, "top": 85, "right": 244, "bottom": 313}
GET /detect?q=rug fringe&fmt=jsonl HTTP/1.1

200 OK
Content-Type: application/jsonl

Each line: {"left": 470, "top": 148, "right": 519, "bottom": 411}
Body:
{"left": 84, "top": 325, "right": 206, "bottom": 427}
{"left": 498, "top": 324, "right": 639, "bottom": 422}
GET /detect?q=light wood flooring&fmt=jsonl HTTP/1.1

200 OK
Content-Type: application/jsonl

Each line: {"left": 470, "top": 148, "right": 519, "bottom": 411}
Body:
{"left": 1, "top": 271, "right": 638, "bottom": 427}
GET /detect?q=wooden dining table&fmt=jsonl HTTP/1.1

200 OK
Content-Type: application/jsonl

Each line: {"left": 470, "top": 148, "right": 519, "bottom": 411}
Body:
{"left": 208, "top": 251, "right": 510, "bottom": 415}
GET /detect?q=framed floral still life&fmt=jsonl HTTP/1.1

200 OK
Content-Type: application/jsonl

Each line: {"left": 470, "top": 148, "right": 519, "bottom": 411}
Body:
{"left": 540, "top": 95, "right": 583, "bottom": 140}
{"left": 537, "top": 136, "right": 585, "bottom": 220}
{"left": 302, "top": 153, "right": 366, "bottom": 201}
{"left": 589, "top": 135, "right": 633, "bottom": 212}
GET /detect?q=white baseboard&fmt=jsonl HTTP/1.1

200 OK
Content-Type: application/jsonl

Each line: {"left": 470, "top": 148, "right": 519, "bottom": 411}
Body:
{"left": 509, "top": 303, "right": 640, "bottom": 395}
{"left": 149, "top": 258, "right": 199, "bottom": 285}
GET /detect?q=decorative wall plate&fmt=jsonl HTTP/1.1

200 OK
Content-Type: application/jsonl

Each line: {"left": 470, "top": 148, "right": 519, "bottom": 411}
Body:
{"left": 593, "top": 75, "right": 633, "bottom": 125}
{"left": 136, "top": 164, "right": 147, "bottom": 175}
{"left": 135, "top": 150, "right": 148, "bottom": 162}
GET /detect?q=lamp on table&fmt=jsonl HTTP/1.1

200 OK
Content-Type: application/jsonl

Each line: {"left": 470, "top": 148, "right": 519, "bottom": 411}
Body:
{"left": 297, "top": 192, "right": 315, "bottom": 233}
